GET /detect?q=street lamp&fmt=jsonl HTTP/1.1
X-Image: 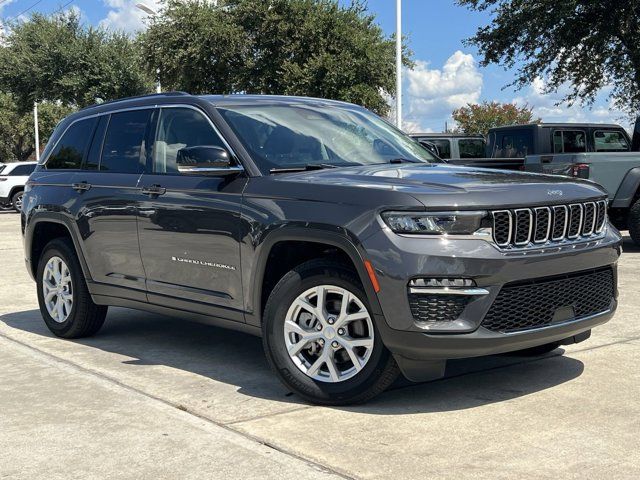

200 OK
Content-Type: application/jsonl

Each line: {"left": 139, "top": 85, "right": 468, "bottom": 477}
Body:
{"left": 136, "top": 3, "right": 161, "bottom": 93}
{"left": 396, "top": 0, "right": 402, "bottom": 129}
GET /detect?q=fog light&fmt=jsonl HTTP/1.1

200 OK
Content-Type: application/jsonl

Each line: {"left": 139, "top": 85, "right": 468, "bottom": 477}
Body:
{"left": 409, "top": 278, "right": 476, "bottom": 288}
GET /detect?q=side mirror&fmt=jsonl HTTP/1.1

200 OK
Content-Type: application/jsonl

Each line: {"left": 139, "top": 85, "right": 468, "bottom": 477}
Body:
{"left": 176, "top": 146, "right": 241, "bottom": 176}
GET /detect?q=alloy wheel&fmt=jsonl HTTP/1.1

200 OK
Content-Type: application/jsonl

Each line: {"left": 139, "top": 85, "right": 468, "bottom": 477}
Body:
{"left": 42, "top": 256, "right": 73, "bottom": 323}
{"left": 284, "top": 285, "right": 374, "bottom": 383}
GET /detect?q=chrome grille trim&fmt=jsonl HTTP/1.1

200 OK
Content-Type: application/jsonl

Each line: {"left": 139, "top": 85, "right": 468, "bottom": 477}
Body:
{"left": 582, "top": 202, "right": 596, "bottom": 235}
{"left": 492, "top": 210, "right": 513, "bottom": 247}
{"left": 533, "top": 207, "right": 552, "bottom": 243}
{"left": 513, "top": 209, "right": 533, "bottom": 246}
{"left": 567, "top": 204, "right": 584, "bottom": 239}
{"left": 595, "top": 200, "right": 607, "bottom": 233}
{"left": 490, "top": 199, "right": 607, "bottom": 250}
{"left": 551, "top": 205, "right": 569, "bottom": 241}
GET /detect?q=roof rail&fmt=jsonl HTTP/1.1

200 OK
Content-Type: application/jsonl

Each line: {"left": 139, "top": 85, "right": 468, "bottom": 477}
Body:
{"left": 81, "top": 91, "right": 191, "bottom": 111}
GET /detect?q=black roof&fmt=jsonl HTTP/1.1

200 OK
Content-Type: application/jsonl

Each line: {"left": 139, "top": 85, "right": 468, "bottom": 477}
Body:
{"left": 489, "top": 122, "right": 623, "bottom": 131}
{"left": 409, "top": 132, "right": 484, "bottom": 139}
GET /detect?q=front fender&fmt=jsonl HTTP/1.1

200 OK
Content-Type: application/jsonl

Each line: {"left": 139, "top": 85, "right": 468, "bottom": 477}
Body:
{"left": 243, "top": 224, "right": 383, "bottom": 327}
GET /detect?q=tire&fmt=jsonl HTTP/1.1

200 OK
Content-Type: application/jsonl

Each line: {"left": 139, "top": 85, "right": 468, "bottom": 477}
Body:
{"left": 262, "top": 259, "right": 399, "bottom": 405}
{"left": 510, "top": 341, "right": 561, "bottom": 357}
{"left": 11, "top": 190, "right": 24, "bottom": 212}
{"left": 36, "top": 238, "right": 108, "bottom": 338}
{"left": 628, "top": 198, "right": 640, "bottom": 246}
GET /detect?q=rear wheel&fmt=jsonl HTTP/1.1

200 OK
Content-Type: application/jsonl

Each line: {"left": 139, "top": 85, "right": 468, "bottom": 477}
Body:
{"left": 262, "top": 259, "right": 399, "bottom": 405}
{"left": 11, "top": 190, "right": 24, "bottom": 212}
{"left": 628, "top": 199, "right": 640, "bottom": 246}
{"left": 36, "top": 238, "right": 107, "bottom": 338}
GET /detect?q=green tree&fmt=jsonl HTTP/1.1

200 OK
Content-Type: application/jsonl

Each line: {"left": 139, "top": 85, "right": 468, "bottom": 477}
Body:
{"left": 458, "top": 0, "right": 640, "bottom": 116}
{"left": 452, "top": 101, "right": 539, "bottom": 136}
{"left": 0, "top": 11, "right": 152, "bottom": 112}
{"left": 0, "top": 93, "right": 74, "bottom": 163}
{"left": 141, "top": 0, "right": 410, "bottom": 115}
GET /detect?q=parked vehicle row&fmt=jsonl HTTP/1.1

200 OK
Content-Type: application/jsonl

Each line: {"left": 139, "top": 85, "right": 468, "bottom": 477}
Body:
{"left": 0, "top": 161, "right": 37, "bottom": 211}
{"left": 412, "top": 121, "right": 640, "bottom": 245}
{"left": 22, "top": 92, "right": 621, "bottom": 404}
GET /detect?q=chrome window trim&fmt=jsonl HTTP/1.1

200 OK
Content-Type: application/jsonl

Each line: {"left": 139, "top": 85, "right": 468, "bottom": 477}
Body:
{"left": 41, "top": 104, "right": 243, "bottom": 174}
{"left": 513, "top": 208, "right": 533, "bottom": 246}
{"left": 533, "top": 206, "right": 552, "bottom": 243}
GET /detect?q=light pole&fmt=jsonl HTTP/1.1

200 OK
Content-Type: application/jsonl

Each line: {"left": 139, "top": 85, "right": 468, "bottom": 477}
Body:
{"left": 395, "top": 0, "right": 402, "bottom": 130}
{"left": 33, "top": 102, "right": 40, "bottom": 162}
{"left": 136, "top": 3, "right": 162, "bottom": 93}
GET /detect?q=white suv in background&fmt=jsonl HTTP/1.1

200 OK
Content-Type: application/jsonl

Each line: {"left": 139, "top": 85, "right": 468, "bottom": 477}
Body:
{"left": 0, "top": 161, "right": 37, "bottom": 211}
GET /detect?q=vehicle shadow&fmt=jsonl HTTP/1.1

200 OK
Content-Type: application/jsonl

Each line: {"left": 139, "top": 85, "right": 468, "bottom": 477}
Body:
{"left": 621, "top": 233, "right": 640, "bottom": 252}
{"left": 0, "top": 308, "right": 584, "bottom": 414}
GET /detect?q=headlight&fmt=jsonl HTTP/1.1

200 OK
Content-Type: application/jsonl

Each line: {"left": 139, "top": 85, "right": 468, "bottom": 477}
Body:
{"left": 381, "top": 211, "right": 487, "bottom": 235}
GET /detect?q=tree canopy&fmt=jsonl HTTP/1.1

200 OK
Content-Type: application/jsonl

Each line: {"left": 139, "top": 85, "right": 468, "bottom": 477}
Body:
{"left": 458, "top": 0, "right": 640, "bottom": 117}
{"left": 141, "top": 0, "right": 409, "bottom": 115}
{"left": 452, "top": 101, "right": 538, "bottom": 136}
{"left": 0, "top": 93, "right": 74, "bottom": 162}
{"left": 0, "top": 11, "right": 152, "bottom": 112}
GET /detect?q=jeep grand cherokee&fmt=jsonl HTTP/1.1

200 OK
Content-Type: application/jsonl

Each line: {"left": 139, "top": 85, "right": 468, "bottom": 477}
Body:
{"left": 21, "top": 93, "right": 621, "bottom": 404}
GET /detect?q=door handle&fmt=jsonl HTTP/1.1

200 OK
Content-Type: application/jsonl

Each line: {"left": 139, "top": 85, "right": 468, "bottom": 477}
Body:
{"left": 141, "top": 184, "right": 166, "bottom": 196}
{"left": 72, "top": 181, "right": 91, "bottom": 192}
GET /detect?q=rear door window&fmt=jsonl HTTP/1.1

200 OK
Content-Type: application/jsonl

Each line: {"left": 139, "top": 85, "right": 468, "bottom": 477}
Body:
{"left": 100, "top": 110, "right": 152, "bottom": 173}
{"left": 553, "top": 130, "right": 587, "bottom": 153}
{"left": 46, "top": 118, "right": 97, "bottom": 170}
{"left": 594, "top": 130, "right": 630, "bottom": 152}
{"left": 458, "top": 138, "right": 485, "bottom": 158}
{"left": 423, "top": 139, "right": 451, "bottom": 159}
{"left": 497, "top": 131, "right": 533, "bottom": 158}
{"left": 8, "top": 164, "right": 36, "bottom": 175}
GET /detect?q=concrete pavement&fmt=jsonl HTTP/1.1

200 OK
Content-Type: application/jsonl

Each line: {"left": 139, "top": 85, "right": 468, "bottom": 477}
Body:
{"left": 0, "top": 211, "right": 638, "bottom": 479}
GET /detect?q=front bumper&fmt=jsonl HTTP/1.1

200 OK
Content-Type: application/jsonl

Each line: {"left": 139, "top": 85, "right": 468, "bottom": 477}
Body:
{"left": 362, "top": 225, "right": 621, "bottom": 363}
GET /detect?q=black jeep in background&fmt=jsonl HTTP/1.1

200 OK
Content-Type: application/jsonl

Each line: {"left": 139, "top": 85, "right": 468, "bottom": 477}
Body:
{"left": 22, "top": 93, "right": 621, "bottom": 404}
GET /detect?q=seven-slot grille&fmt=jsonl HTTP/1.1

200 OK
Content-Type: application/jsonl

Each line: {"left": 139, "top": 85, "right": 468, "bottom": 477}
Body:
{"left": 492, "top": 200, "right": 607, "bottom": 249}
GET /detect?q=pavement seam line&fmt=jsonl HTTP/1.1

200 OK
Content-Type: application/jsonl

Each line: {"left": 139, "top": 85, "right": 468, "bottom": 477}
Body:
{"left": 0, "top": 331, "right": 356, "bottom": 480}
{"left": 226, "top": 405, "right": 315, "bottom": 425}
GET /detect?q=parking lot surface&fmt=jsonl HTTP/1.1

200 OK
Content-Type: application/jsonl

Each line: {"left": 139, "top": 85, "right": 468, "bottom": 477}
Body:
{"left": 1, "top": 211, "right": 639, "bottom": 479}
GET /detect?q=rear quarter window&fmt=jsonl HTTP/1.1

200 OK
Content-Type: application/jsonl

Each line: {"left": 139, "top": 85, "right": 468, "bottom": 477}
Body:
{"left": 458, "top": 138, "right": 486, "bottom": 158}
{"left": 8, "top": 164, "right": 36, "bottom": 176}
{"left": 594, "top": 130, "right": 630, "bottom": 152}
{"left": 496, "top": 131, "right": 533, "bottom": 158}
{"left": 46, "top": 118, "right": 97, "bottom": 170}
{"left": 552, "top": 130, "right": 587, "bottom": 153}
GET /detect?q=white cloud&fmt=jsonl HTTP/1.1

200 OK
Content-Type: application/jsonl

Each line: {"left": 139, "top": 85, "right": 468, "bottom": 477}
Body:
{"left": 403, "top": 51, "right": 483, "bottom": 132}
{"left": 514, "top": 77, "right": 630, "bottom": 130}
{"left": 100, "top": 0, "right": 162, "bottom": 33}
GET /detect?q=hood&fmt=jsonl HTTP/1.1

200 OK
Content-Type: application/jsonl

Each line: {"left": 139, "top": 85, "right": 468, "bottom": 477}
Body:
{"left": 274, "top": 163, "right": 607, "bottom": 209}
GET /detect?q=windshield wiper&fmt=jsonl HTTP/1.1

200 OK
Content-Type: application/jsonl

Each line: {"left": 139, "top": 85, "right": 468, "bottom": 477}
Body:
{"left": 269, "top": 163, "right": 339, "bottom": 173}
{"left": 388, "top": 158, "right": 421, "bottom": 164}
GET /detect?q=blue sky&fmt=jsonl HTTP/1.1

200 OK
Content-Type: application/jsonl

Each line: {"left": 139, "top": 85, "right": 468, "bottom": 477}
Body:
{"left": 0, "top": 0, "right": 626, "bottom": 131}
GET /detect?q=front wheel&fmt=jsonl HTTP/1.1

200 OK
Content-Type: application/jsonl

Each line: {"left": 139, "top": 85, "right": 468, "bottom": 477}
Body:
{"left": 11, "top": 190, "right": 24, "bottom": 212}
{"left": 262, "top": 259, "right": 399, "bottom": 405}
{"left": 628, "top": 199, "right": 640, "bottom": 246}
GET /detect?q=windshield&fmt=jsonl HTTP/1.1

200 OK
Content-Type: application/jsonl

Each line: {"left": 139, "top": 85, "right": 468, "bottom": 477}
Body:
{"left": 217, "top": 102, "right": 436, "bottom": 173}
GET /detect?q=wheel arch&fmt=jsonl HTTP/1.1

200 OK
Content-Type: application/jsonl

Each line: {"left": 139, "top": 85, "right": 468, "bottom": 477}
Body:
{"left": 246, "top": 227, "right": 383, "bottom": 327}
{"left": 611, "top": 167, "right": 640, "bottom": 208}
{"left": 26, "top": 213, "right": 92, "bottom": 282}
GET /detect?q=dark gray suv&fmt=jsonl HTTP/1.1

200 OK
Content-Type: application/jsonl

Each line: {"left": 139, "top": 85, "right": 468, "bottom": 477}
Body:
{"left": 21, "top": 93, "right": 621, "bottom": 404}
